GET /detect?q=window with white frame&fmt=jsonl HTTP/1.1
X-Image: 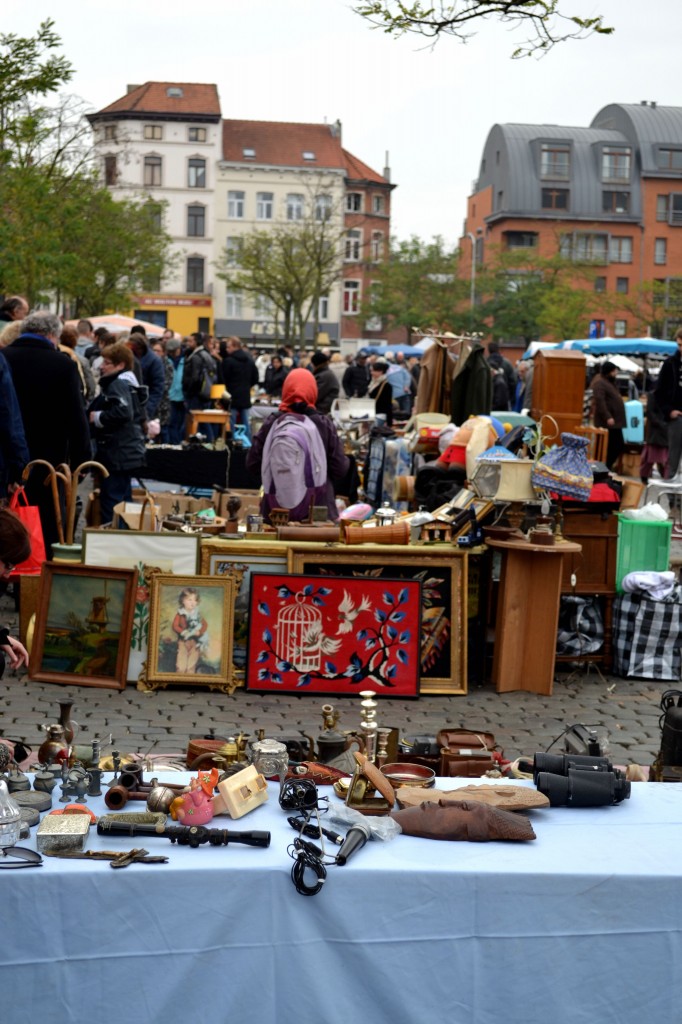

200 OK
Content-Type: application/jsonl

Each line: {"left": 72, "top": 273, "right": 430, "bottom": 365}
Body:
{"left": 188, "top": 158, "right": 206, "bottom": 188}
{"left": 224, "top": 236, "right": 241, "bottom": 266}
{"left": 318, "top": 295, "right": 329, "bottom": 320}
{"left": 226, "top": 290, "right": 242, "bottom": 317}
{"left": 256, "top": 192, "right": 274, "bottom": 220}
{"left": 187, "top": 204, "right": 205, "bottom": 237}
{"left": 104, "top": 125, "right": 117, "bottom": 142}
{"left": 371, "top": 231, "right": 384, "bottom": 262}
{"left": 372, "top": 194, "right": 384, "bottom": 214}
{"left": 343, "top": 280, "right": 360, "bottom": 314}
{"left": 345, "top": 229, "right": 362, "bottom": 261}
{"left": 601, "top": 147, "right": 631, "bottom": 182}
{"left": 228, "top": 191, "right": 245, "bottom": 218}
{"left": 188, "top": 126, "right": 207, "bottom": 143}
{"left": 315, "top": 194, "right": 332, "bottom": 221}
{"left": 254, "top": 294, "right": 274, "bottom": 317}
{"left": 614, "top": 319, "right": 627, "bottom": 337}
{"left": 655, "top": 238, "right": 668, "bottom": 265}
{"left": 560, "top": 233, "right": 608, "bottom": 262}
{"left": 609, "top": 236, "right": 633, "bottom": 263}
{"left": 657, "top": 195, "right": 669, "bottom": 222}
{"left": 286, "top": 193, "right": 304, "bottom": 221}
{"left": 144, "top": 155, "right": 162, "bottom": 187}
{"left": 144, "top": 125, "right": 163, "bottom": 141}
{"left": 540, "top": 144, "right": 570, "bottom": 179}
{"left": 187, "top": 257, "right": 205, "bottom": 293}
{"left": 346, "top": 192, "right": 362, "bottom": 213}
{"left": 104, "top": 154, "right": 118, "bottom": 186}
{"left": 671, "top": 194, "right": 682, "bottom": 225}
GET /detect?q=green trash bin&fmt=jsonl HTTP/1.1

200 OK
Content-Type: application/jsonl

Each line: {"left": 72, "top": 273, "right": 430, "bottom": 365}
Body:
{"left": 616, "top": 514, "right": 672, "bottom": 592}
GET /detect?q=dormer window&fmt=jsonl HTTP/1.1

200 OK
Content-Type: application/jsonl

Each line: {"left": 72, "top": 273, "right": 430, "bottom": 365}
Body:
{"left": 243, "top": 147, "right": 256, "bottom": 159}
{"left": 302, "top": 151, "right": 316, "bottom": 161}
{"left": 540, "top": 144, "right": 570, "bottom": 179}
{"left": 167, "top": 86, "right": 183, "bottom": 98}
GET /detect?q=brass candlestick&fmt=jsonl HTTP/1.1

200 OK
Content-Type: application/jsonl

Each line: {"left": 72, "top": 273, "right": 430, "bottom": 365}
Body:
{"left": 359, "top": 690, "right": 378, "bottom": 763}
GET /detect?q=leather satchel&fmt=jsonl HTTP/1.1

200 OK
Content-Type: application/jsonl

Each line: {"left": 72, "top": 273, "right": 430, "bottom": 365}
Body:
{"left": 437, "top": 729, "right": 497, "bottom": 778}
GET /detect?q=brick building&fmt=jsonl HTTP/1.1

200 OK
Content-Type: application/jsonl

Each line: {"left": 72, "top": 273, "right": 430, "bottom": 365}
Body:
{"left": 89, "top": 83, "right": 395, "bottom": 346}
{"left": 461, "top": 101, "right": 682, "bottom": 340}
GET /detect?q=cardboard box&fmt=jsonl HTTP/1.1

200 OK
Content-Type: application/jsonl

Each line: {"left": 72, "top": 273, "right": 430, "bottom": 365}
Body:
{"left": 131, "top": 490, "right": 214, "bottom": 516}
{"left": 112, "top": 501, "right": 161, "bottom": 530}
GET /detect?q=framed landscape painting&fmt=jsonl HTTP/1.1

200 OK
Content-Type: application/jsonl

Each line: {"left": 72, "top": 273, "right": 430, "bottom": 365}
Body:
{"left": 288, "top": 544, "right": 467, "bottom": 695}
{"left": 245, "top": 572, "right": 421, "bottom": 698}
{"left": 29, "top": 563, "right": 136, "bottom": 690}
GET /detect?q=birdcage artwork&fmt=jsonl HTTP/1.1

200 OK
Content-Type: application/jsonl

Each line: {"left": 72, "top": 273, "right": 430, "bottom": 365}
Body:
{"left": 276, "top": 594, "right": 322, "bottom": 672}
{"left": 246, "top": 573, "right": 423, "bottom": 698}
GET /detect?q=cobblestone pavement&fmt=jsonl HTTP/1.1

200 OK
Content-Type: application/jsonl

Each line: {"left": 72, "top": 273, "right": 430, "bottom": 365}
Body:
{"left": 0, "top": 586, "right": 668, "bottom": 770}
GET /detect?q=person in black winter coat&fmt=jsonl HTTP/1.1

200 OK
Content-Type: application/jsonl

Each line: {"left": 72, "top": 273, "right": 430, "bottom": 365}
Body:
{"left": 343, "top": 352, "right": 370, "bottom": 397}
{"left": 128, "top": 332, "right": 165, "bottom": 420}
{"left": 221, "top": 337, "right": 259, "bottom": 439}
{"left": 486, "top": 342, "right": 516, "bottom": 411}
{"left": 88, "top": 342, "right": 147, "bottom": 525}
{"left": 309, "top": 351, "right": 340, "bottom": 414}
{"left": 4, "top": 311, "right": 91, "bottom": 554}
{"left": 264, "top": 355, "right": 289, "bottom": 398}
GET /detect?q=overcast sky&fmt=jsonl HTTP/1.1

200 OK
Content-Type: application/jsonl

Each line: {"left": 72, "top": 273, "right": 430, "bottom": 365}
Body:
{"left": 7, "top": 1, "right": 680, "bottom": 246}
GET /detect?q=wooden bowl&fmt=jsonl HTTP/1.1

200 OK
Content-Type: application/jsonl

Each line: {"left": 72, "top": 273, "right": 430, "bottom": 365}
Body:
{"left": 380, "top": 763, "right": 436, "bottom": 789}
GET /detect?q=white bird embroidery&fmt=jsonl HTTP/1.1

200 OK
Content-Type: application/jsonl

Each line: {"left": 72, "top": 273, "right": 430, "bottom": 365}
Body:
{"left": 337, "top": 591, "right": 372, "bottom": 634}
{"left": 295, "top": 622, "right": 342, "bottom": 657}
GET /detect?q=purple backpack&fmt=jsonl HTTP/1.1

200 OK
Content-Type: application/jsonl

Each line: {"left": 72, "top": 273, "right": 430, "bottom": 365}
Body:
{"left": 261, "top": 413, "right": 328, "bottom": 521}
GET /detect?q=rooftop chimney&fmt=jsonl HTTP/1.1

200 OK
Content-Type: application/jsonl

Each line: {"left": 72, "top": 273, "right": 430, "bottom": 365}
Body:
{"left": 127, "top": 84, "right": 141, "bottom": 94}
{"left": 383, "top": 150, "right": 391, "bottom": 183}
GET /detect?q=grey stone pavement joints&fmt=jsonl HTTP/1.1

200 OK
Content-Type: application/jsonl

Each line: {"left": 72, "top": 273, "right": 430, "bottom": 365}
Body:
{"left": 0, "top": 583, "right": 671, "bottom": 769}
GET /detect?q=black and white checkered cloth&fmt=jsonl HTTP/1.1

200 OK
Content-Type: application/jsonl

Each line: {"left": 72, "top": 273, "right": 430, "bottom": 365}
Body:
{"left": 556, "top": 596, "right": 604, "bottom": 656}
{"left": 613, "top": 586, "right": 682, "bottom": 680}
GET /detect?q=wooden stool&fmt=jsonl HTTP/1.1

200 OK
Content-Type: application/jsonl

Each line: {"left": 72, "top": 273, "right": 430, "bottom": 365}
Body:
{"left": 186, "top": 409, "right": 230, "bottom": 441}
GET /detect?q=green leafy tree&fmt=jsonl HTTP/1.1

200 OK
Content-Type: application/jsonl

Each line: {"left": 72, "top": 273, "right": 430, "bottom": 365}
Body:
{"left": 216, "top": 194, "right": 345, "bottom": 346}
{"left": 474, "top": 246, "right": 597, "bottom": 342}
{"left": 614, "top": 280, "right": 669, "bottom": 339}
{"left": 360, "top": 235, "right": 467, "bottom": 342}
{"left": 0, "top": 21, "right": 173, "bottom": 311}
{"left": 354, "top": 1, "right": 613, "bottom": 58}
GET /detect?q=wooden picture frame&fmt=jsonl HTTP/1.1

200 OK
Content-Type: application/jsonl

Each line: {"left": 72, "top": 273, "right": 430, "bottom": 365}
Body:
{"left": 288, "top": 544, "right": 467, "bottom": 694}
{"left": 245, "top": 572, "right": 422, "bottom": 698}
{"left": 82, "top": 529, "right": 200, "bottom": 684}
{"left": 200, "top": 540, "right": 290, "bottom": 672}
{"left": 29, "top": 563, "right": 137, "bottom": 690}
{"left": 143, "top": 574, "right": 236, "bottom": 694}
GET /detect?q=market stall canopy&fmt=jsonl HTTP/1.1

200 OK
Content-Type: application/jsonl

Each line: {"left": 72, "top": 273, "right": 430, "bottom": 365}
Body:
{"left": 521, "top": 338, "right": 676, "bottom": 360}
{"left": 559, "top": 338, "right": 676, "bottom": 356}
{"left": 361, "top": 344, "right": 424, "bottom": 358}
{"left": 64, "top": 314, "right": 170, "bottom": 338}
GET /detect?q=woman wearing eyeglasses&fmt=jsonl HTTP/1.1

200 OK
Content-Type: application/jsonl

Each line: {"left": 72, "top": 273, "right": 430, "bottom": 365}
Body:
{"left": 0, "top": 508, "right": 30, "bottom": 674}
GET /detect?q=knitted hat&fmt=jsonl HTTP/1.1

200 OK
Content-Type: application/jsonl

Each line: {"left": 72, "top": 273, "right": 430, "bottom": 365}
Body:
{"left": 311, "top": 351, "right": 329, "bottom": 367}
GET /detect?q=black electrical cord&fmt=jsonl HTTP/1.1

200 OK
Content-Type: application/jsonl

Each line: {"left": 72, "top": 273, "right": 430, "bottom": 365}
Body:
{"left": 287, "top": 816, "right": 343, "bottom": 846}
{"left": 288, "top": 838, "right": 327, "bottom": 896}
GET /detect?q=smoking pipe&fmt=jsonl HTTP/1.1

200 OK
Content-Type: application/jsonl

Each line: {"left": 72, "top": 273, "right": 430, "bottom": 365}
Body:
{"left": 97, "top": 820, "right": 271, "bottom": 849}
{"left": 104, "top": 770, "right": 188, "bottom": 810}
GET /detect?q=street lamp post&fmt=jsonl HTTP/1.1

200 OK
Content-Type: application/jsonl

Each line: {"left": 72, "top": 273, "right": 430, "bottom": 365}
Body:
{"left": 465, "top": 231, "right": 477, "bottom": 311}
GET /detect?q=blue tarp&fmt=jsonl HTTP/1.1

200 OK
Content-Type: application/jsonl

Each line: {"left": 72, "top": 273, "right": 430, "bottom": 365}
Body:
{"left": 522, "top": 338, "right": 676, "bottom": 359}
{"left": 360, "top": 344, "right": 425, "bottom": 357}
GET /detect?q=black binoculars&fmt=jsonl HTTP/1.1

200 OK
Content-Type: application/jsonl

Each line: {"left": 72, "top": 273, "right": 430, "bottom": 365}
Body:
{"left": 533, "top": 752, "right": 631, "bottom": 807}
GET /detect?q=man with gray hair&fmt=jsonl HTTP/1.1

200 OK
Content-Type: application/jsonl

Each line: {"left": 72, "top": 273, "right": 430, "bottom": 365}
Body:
{"left": 4, "top": 311, "right": 90, "bottom": 554}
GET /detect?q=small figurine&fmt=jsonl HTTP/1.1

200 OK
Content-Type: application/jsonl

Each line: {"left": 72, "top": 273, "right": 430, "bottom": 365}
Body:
{"left": 175, "top": 775, "right": 215, "bottom": 826}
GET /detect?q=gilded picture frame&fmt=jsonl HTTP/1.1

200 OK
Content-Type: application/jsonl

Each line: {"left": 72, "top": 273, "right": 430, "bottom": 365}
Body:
{"left": 200, "top": 539, "right": 290, "bottom": 672}
{"left": 288, "top": 544, "right": 467, "bottom": 695}
{"left": 143, "top": 573, "right": 236, "bottom": 694}
{"left": 29, "top": 562, "right": 137, "bottom": 690}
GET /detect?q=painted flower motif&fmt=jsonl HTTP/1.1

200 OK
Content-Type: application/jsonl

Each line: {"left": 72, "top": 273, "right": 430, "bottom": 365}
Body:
{"left": 135, "top": 586, "right": 150, "bottom": 605}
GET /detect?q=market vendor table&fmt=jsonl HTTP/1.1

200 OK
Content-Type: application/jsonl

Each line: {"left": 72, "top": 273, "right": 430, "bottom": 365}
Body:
{"left": 488, "top": 538, "right": 582, "bottom": 695}
{"left": 143, "top": 443, "right": 259, "bottom": 490}
{"left": 4, "top": 775, "right": 682, "bottom": 1024}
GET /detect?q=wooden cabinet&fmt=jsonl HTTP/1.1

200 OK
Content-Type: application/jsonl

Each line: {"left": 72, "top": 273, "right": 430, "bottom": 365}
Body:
{"left": 531, "top": 349, "right": 587, "bottom": 436}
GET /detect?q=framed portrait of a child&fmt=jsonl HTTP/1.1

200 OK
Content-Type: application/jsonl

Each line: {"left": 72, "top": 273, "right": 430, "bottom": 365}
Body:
{"left": 142, "top": 574, "right": 236, "bottom": 694}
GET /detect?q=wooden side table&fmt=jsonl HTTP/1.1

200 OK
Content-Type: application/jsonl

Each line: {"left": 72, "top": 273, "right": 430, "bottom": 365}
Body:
{"left": 186, "top": 409, "right": 230, "bottom": 441}
{"left": 488, "top": 538, "right": 582, "bottom": 696}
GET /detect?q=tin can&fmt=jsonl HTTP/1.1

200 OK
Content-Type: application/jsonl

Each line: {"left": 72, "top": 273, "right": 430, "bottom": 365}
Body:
{"left": 246, "top": 514, "right": 263, "bottom": 533}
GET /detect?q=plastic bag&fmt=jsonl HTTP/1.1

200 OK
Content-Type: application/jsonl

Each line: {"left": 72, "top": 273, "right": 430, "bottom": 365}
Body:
{"left": 8, "top": 487, "right": 46, "bottom": 575}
